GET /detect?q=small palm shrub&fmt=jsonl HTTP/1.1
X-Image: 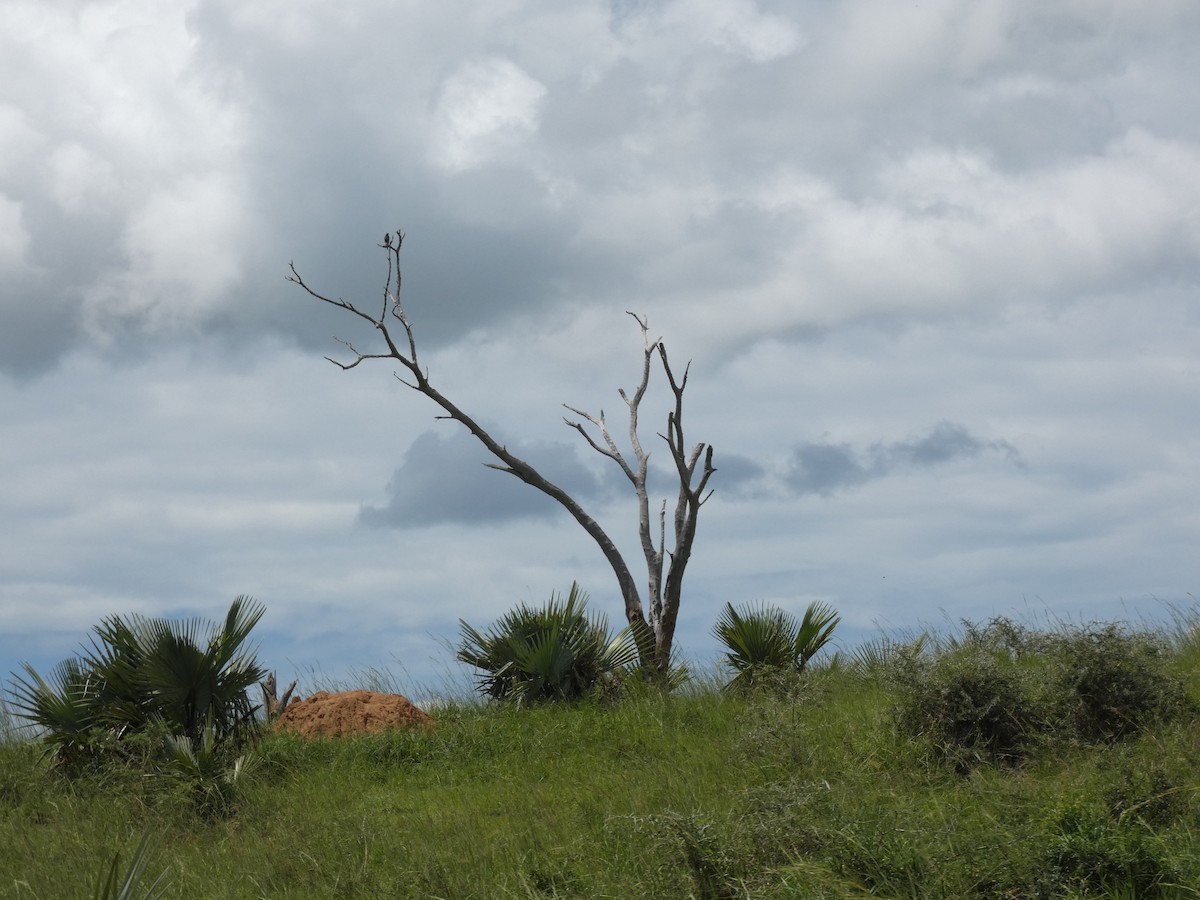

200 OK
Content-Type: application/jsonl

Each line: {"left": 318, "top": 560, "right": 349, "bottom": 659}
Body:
{"left": 713, "top": 601, "right": 840, "bottom": 692}
{"left": 164, "top": 724, "right": 260, "bottom": 819}
{"left": 7, "top": 596, "right": 266, "bottom": 771}
{"left": 457, "top": 583, "right": 638, "bottom": 705}
{"left": 835, "top": 633, "right": 929, "bottom": 684}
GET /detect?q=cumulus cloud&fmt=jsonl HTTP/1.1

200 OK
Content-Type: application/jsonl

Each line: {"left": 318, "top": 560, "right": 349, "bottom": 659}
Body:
{"left": 824, "top": 0, "right": 1014, "bottom": 94}
{"left": 84, "top": 171, "right": 253, "bottom": 329}
{"left": 0, "top": 0, "right": 253, "bottom": 367}
{"left": 689, "top": 128, "right": 1200, "bottom": 343}
{"left": 6, "top": 0, "right": 1199, "bottom": 374}
{"left": 46, "top": 142, "right": 121, "bottom": 214}
{"left": 429, "top": 58, "right": 548, "bottom": 174}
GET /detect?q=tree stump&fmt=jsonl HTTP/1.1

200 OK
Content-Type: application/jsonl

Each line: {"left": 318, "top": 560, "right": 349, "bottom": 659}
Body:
{"left": 259, "top": 671, "right": 298, "bottom": 721}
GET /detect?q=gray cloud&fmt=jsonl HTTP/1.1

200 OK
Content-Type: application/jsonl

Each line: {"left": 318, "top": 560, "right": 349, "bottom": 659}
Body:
{"left": 6, "top": 1, "right": 1197, "bottom": 379}
{"left": 787, "top": 422, "right": 1020, "bottom": 496}
{"left": 709, "top": 452, "right": 768, "bottom": 496}
{"left": 359, "top": 427, "right": 613, "bottom": 527}
{"left": 2, "top": 1, "right": 1199, "bottom": 692}
{"left": 878, "top": 421, "right": 1012, "bottom": 468}
{"left": 787, "top": 441, "right": 872, "bottom": 496}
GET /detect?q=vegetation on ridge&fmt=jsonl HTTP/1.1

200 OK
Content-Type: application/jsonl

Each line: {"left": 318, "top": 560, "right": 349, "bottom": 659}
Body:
{"left": 3, "top": 603, "right": 1200, "bottom": 898}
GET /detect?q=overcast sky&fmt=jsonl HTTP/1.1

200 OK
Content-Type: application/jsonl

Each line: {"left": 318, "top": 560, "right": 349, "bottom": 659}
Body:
{"left": 2, "top": 0, "right": 1198, "bottom": 697}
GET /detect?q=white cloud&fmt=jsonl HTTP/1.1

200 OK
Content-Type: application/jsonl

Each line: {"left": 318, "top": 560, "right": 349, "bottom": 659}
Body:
{"left": 429, "top": 58, "right": 548, "bottom": 173}
{"left": 0, "top": 0, "right": 253, "bottom": 339}
{"left": 617, "top": 0, "right": 802, "bottom": 64}
{"left": 688, "top": 128, "right": 1200, "bottom": 337}
{"left": 867, "top": 129, "right": 1200, "bottom": 296}
{"left": 81, "top": 172, "right": 252, "bottom": 327}
{"left": 823, "top": 0, "right": 1014, "bottom": 97}
{"left": 47, "top": 142, "right": 121, "bottom": 214}
{"left": 0, "top": 194, "right": 31, "bottom": 272}
{"left": 690, "top": 0, "right": 803, "bottom": 62}
{"left": 0, "top": 101, "right": 43, "bottom": 169}
{"left": 222, "top": 0, "right": 364, "bottom": 49}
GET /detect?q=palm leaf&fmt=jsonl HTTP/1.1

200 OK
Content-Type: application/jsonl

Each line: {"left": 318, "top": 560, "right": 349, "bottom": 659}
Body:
{"left": 11, "top": 597, "right": 266, "bottom": 764}
{"left": 599, "top": 626, "right": 640, "bottom": 674}
{"left": 713, "top": 602, "right": 797, "bottom": 670}
{"left": 714, "top": 601, "right": 841, "bottom": 691}
{"left": 92, "top": 831, "right": 170, "bottom": 900}
{"left": 795, "top": 601, "right": 841, "bottom": 671}
{"left": 8, "top": 658, "right": 99, "bottom": 739}
{"left": 132, "top": 598, "right": 265, "bottom": 745}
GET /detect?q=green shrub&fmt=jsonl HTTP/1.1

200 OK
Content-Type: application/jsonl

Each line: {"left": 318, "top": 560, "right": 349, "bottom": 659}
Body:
{"left": 837, "top": 633, "right": 929, "bottom": 685}
{"left": 729, "top": 778, "right": 828, "bottom": 869}
{"left": 1102, "top": 760, "right": 1191, "bottom": 829}
{"left": 895, "top": 648, "right": 1042, "bottom": 771}
{"left": 713, "top": 601, "right": 839, "bottom": 692}
{"left": 1051, "top": 624, "right": 1194, "bottom": 743}
{"left": 668, "top": 814, "right": 743, "bottom": 900}
{"left": 161, "top": 724, "right": 261, "bottom": 819}
{"left": 895, "top": 618, "right": 1199, "bottom": 771}
{"left": 456, "top": 582, "right": 638, "bottom": 705}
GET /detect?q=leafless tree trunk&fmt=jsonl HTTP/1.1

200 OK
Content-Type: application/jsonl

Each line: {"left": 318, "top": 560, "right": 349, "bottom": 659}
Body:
{"left": 288, "top": 231, "right": 714, "bottom": 675}
{"left": 259, "top": 671, "right": 297, "bottom": 720}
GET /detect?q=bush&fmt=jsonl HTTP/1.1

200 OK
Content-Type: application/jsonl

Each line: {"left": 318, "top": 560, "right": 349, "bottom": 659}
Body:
{"left": 1102, "top": 758, "right": 1190, "bottom": 829}
{"left": 895, "top": 648, "right": 1042, "bottom": 772}
{"left": 456, "top": 583, "right": 638, "bottom": 705}
{"left": 1050, "top": 624, "right": 1194, "bottom": 743}
{"left": 895, "top": 618, "right": 1199, "bottom": 771}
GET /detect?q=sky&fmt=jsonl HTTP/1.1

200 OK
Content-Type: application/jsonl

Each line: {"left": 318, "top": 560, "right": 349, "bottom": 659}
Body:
{"left": 2, "top": 0, "right": 1198, "bottom": 700}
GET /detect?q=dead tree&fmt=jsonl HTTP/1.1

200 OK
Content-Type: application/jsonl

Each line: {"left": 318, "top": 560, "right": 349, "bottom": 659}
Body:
{"left": 288, "top": 231, "right": 715, "bottom": 675}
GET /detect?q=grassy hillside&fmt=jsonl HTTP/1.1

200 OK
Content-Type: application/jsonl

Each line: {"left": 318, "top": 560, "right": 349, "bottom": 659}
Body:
{"left": 3, "top": 618, "right": 1200, "bottom": 898}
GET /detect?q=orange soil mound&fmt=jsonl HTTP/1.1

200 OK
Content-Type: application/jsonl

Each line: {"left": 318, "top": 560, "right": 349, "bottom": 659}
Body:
{"left": 272, "top": 690, "right": 434, "bottom": 738}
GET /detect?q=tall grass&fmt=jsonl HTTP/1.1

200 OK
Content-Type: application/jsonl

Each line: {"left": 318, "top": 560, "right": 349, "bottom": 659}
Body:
{"left": 2, "top": 613, "right": 1199, "bottom": 898}
{"left": 0, "top": 693, "right": 20, "bottom": 743}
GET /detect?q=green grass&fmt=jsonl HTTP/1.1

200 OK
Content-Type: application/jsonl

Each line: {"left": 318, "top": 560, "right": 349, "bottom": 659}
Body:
{"left": 3, "top": 619, "right": 1200, "bottom": 898}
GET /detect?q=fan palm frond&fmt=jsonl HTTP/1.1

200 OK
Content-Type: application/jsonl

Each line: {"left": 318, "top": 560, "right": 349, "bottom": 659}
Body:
{"left": 457, "top": 583, "right": 636, "bottom": 704}
{"left": 714, "top": 601, "right": 841, "bottom": 691}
